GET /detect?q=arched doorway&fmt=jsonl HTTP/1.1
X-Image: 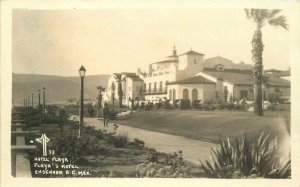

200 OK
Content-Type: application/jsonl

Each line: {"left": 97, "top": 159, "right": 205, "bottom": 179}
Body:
{"left": 192, "top": 89, "right": 198, "bottom": 101}
{"left": 183, "top": 89, "right": 189, "bottom": 100}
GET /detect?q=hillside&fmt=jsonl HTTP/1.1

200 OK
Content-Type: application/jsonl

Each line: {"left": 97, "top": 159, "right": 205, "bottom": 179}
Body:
{"left": 12, "top": 73, "right": 110, "bottom": 105}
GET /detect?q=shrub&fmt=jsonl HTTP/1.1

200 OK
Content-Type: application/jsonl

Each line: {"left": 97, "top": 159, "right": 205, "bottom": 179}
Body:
{"left": 146, "top": 149, "right": 159, "bottom": 163}
{"left": 215, "top": 103, "right": 225, "bottom": 110}
{"left": 145, "top": 103, "right": 153, "bottom": 111}
{"left": 199, "top": 133, "right": 291, "bottom": 178}
{"left": 87, "top": 105, "right": 95, "bottom": 117}
{"left": 109, "top": 110, "right": 118, "bottom": 119}
{"left": 225, "top": 103, "right": 234, "bottom": 110}
{"left": 192, "top": 100, "right": 201, "bottom": 108}
{"left": 203, "top": 104, "right": 215, "bottom": 111}
{"left": 51, "top": 130, "right": 107, "bottom": 161}
{"left": 133, "top": 138, "right": 145, "bottom": 148}
{"left": 178, "top": 99, "right": 191, "bottom": 109}
{"left": 111, "top": 132, "right": 128, "bottom": 148}
{"left": 137, "top": 150, "right": 190, "bottom": 178}
{"left": 154, "top": 103, "right": 163, "bottom": 109}
{"left": 163, "top": 100, "right": 174, "bottom": 109}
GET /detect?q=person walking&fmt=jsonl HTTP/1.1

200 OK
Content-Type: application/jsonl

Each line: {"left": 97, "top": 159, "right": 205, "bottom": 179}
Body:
{"left": 102, "top": 103, "right": 110, "bottom": 127}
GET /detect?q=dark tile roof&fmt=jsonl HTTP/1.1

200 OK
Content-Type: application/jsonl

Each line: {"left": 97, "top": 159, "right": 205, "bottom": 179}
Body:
{"left": 204, "top": 56, "right": 232, "bottom": 62}
{"left": 203, "top": 70, "right": 290, "bottom": 87}
{"left": 273, "top": 70, "right": 290, "bottom": 77}
{"left": 152, "top": 59, "right": 178, "bottom": 64}
{"left": 203, "top": 68, "right": 252, "bottom": 74}
{"left": 203, "top": 70, "right": 253, "bottom": 85}
{"left": 179, "top": 50, "right": 204, "bottom": 56}
{"left": 128, "top": 76, "right": 144, "bottom": 82}
{"left": 168, "top": 75, "right": 215, "bottom": 85}
{"left": 141, "top": 91, "right": 168, "bottom": 95}
{"left": 265, "top": 75, "right": 290, "bottom": 87}
{"left": 121, "top": 72, "right": 138, "bottom": 77}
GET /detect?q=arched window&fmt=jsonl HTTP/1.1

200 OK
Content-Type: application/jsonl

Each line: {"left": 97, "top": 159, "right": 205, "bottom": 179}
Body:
{"left": 192, "top": 89, "right": 198, "bottom": 101}
{"left": 183, "top": 89, "right": 189, "bottom": 100}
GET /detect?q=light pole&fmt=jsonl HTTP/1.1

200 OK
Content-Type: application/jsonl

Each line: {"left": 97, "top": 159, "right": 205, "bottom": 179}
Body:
{"left": 32, "top": 93, "right": 34, "bottom": 107}
{"left": 24, "top": 98, "right": 26, "bottom": 107}
{"left": 111, "top": 82, "right": 115, "bottom": 113}
{"left": 96, "top": 86, "right": 104, "bottom": 117}
{"left": 78, "top": 65, "right": 86, "bottom": 138}
{"left": 28, "top": 96, "right": 30, "bottom": 108}
{"left": 38, "top": 89, "right": 41, "bottom": 108}
{"left": 43, "top": 87, "right": 46, "bottom": 114}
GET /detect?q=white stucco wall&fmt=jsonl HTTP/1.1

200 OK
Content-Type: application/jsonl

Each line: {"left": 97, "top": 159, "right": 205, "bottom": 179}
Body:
{"left": 167, "top": 83, "right": 216, "bottom": 103}
{"left": 177, "top": 54, "right": 204, "bottom": 80}
{"left": 125, "top": 78, "right": 144, "bottom": 102}
{"left": 143, "top": 71, "right": 176, "bottom": 93}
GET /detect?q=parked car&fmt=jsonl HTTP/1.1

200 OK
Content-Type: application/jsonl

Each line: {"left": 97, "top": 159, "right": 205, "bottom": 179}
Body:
{"left": 283, "top": 98, "right": 291, "bottom": 104}
{"left": 278, "top": 96, "right": 290, "bottom": 104}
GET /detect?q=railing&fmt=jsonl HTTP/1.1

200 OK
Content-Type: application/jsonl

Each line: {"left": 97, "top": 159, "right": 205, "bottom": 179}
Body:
{"left": 11, "top": 108, "right": 37, "bottom": 177}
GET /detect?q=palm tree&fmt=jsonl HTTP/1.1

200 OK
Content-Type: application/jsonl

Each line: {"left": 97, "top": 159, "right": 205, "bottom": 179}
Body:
{"left": 113, "top": 73, "right": 126, "bottom": 108}
{"left": 96, "top": 86, "right": 105, "bottom": 117}
{"left": 244, "top": 9, "right": 287, "bottom": 116}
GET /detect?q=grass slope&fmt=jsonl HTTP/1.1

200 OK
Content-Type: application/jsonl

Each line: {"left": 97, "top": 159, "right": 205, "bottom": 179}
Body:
{"left": 118, "top": 109, "right": 290, "bottom": 144}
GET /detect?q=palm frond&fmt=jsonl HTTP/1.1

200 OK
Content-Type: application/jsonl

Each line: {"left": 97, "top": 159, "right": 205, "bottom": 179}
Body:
{"left": 268, "top": 15, "right": 288, "bottom": 30}
{"left": 267, "top": 9, "right": 282, "bottom": 19}
{"left": 244, "top": 9, "right": 251, "bottom": 19}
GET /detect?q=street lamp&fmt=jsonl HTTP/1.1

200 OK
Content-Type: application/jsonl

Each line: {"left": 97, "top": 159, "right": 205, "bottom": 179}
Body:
{"left": 32, "top": 93, "right": 34, "bottom": 107}
{"left": 78, "top": 65, "right": 86, "bottom": 138}
{"left": 38, "top": 89, "right": 41, "bottom": 108}
{"left": 28, "top": 96, "right": 30, "bottom": 108}
{"left": 43, "top": 87, "right": 46, "bottom": 114}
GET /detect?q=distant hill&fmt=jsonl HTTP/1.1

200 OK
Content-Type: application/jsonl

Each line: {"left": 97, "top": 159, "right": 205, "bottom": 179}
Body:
{"left": 12, "top": 73, "right": 110, "bottom": 105}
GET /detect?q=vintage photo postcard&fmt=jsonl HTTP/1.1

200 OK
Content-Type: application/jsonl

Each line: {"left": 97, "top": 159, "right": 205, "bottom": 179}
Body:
{"left": 1, "top": 1, "right": 300, "bottom": 187}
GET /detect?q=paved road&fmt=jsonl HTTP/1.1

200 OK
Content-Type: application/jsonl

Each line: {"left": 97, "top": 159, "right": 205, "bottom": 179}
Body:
{"left": 83, "top": 117, "right": 216, "bottom": 164}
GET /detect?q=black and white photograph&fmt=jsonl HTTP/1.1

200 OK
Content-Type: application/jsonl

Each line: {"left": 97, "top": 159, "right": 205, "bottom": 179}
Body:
{"left": 1, "top": 1, "right": 300, "bottom": 187}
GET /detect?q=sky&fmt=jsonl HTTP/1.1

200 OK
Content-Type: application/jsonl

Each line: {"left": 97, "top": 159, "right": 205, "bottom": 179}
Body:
{"left": 12, "top": 9, "right": 290, "bottom": 76}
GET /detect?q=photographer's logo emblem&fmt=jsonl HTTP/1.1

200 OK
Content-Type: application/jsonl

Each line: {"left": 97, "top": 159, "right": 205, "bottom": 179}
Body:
{"left": 36, "top": 133, "right": 50, "bottom": 156}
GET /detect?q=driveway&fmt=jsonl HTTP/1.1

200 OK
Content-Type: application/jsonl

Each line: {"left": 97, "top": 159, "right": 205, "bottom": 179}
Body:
{"left": 83, "top": 117, "right": 216, "bottom": 164}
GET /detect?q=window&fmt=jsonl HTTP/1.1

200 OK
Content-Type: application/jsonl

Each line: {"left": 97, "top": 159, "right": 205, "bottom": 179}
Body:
{"left": 144, "top": 84, "right": 146, "bottom": 93}
{"left": 192, "top": 89, "right": 198, "bottom": 101}
{"left": 149, "top": 83, "right": 151, "bottom": 93}
{"left": 139, "top": 86, "right": 143, "bottom": 94}
{"left": 194, "top": 59, "right": 197, "bottom": 64}
{"left": 216, "top": 65, "right": 225, "bottom": 71}
{"left": 183, "top": 89, "right": 189, "bottom": 100}
{"left": 241, "top": 90, "right": 248, "bottom": 99}
{"left": 154, "top": 82, "right": 157, "bottom": 92}
{"left": 159, "top": 81, "right": 163, "bottom": 92}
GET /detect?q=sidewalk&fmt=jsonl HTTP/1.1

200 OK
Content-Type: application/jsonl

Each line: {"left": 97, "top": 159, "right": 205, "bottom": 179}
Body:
{"left": 83, "top": 117, "right": 216, "bottom": 164}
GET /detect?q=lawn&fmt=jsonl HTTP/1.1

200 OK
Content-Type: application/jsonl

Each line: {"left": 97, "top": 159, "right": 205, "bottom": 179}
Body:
{"left": 117, "top": 106, "right": 290, "bottom": 145}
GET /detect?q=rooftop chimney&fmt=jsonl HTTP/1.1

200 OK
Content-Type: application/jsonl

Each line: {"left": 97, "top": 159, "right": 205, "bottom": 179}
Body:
{"left": 173, "top": 46, "right": 177, "bottom": 56}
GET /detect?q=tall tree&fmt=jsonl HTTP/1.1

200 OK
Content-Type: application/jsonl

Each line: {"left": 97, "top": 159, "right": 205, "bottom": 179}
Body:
{"left": 113, "top": 73, "right": 126, "bottom": 108}
{"left": 244, "top": 9, "right": 287, "bottom": 116}
{"left": 96, "top": 86, "right": 105, "bottom": 117}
